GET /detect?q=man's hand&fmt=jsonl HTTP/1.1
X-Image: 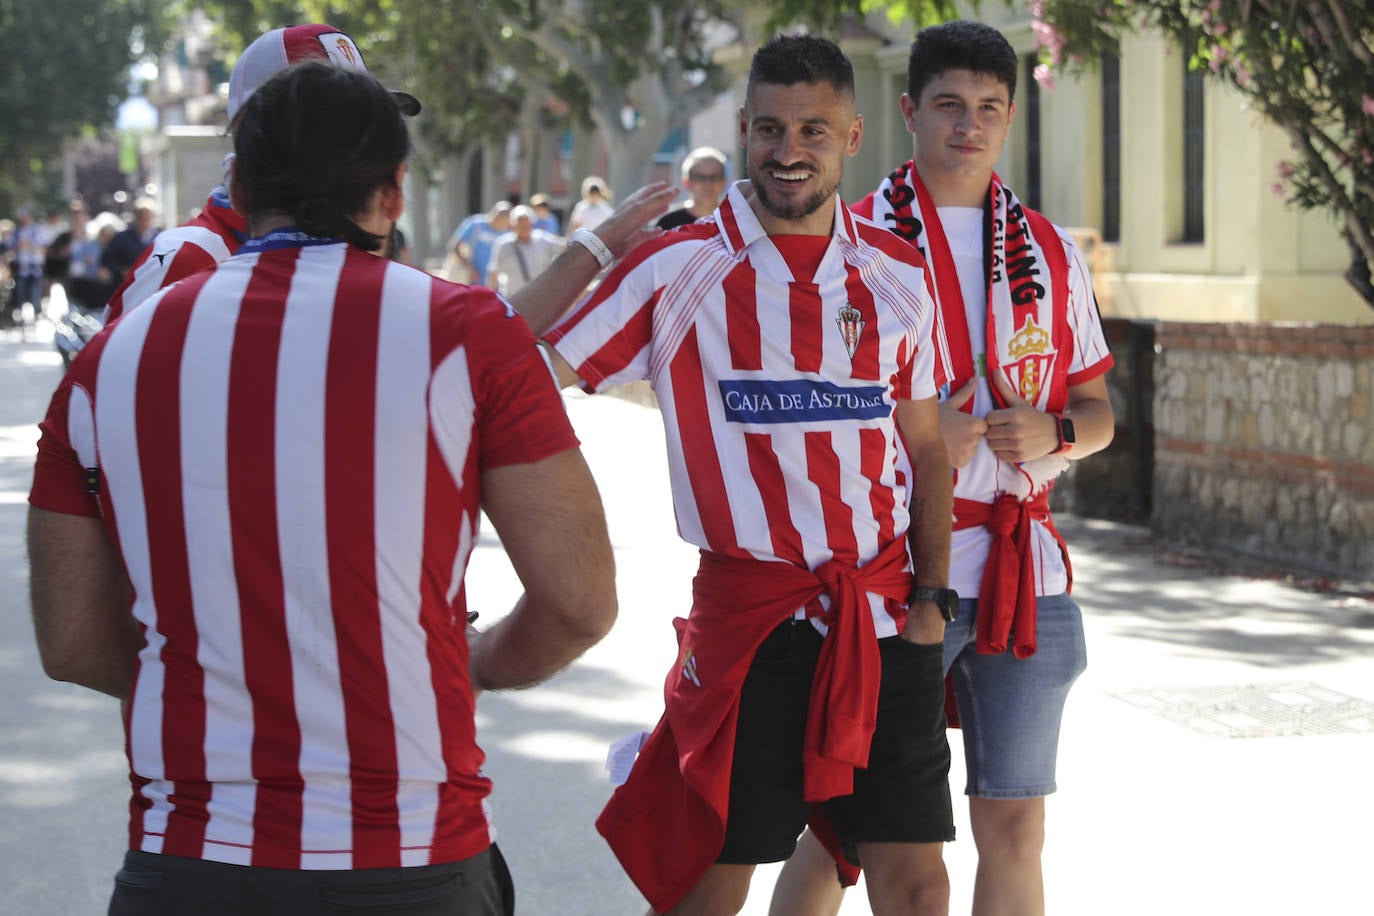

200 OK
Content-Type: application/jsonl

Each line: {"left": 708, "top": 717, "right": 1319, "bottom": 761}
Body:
{"left": 901, "top": 601, "right": 946, "bottom": 646}
{"left": 509, "top": 181, "right": 677, "bottom": 338}
{"left": 589, "top": 181, "right": 678, "bottom": 260}
{"left": 984, "top": 371, "right": 1058, "bottom": 462}
{"left": 938, "top": 380, "right": 987, "bottom": 468}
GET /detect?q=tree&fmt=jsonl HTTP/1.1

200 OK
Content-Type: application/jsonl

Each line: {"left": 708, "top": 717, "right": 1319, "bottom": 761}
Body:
{"left": 0, "top": 0, "right": 169, "bottom": 212}
{"left": 1030, "top": 0, "right": 1374, "bottom": 310}
{"left": 480, "top": 1, "right": 738, "bottom": 201}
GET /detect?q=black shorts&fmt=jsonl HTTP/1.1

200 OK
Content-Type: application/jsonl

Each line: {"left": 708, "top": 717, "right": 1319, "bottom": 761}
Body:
{"left": 717, "top": 619, "right": 954, "bottom": 866}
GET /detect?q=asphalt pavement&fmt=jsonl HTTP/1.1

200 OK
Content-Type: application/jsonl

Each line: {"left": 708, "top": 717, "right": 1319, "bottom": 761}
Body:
{"left": 2, "top": 323, "right": 1370, "bottom": 914}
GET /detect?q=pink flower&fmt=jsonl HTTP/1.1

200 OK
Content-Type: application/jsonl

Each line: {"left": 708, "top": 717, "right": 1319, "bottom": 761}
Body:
{"left": 1363, "top": 95, "right": 1374, "bottom": 115}
{"left": 1033, "top": 64, "right": 1057, "bottom": 91}
{"left": 1277, "top": 160, "right": 1295, "bottom": 179}
{"left": 1271, "top": 183, "right": 1285, "bottom": 197}
{"left": 1364, "top": 149, "right": 1373, "bottom": 165}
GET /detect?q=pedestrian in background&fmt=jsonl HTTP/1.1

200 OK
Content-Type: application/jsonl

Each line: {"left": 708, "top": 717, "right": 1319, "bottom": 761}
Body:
{"left": 98, "top": 198, "right": 159, "bottom": 293}
{"left": 657, "top": 146, "right": 728, "bottom": 230}
{"left": 529, "top": 192, "right": 560, "bottom": 234}
{"left": 11, "top": 209, "right": 46, "bottom": 328}
{"left": 448, "top": 201, "right": 512, "bottom": 286}
{"left": 569, "top": 176, "right": 614, "bottom": 231}
{"left": 490, "top": 205, "right": 563, "bottom": 296}
{"left": 28, "top": 60, "right": 617, "bottom": 916}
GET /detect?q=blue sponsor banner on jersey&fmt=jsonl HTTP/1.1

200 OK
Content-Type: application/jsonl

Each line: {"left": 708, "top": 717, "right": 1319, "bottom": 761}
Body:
{"left": 718, "top": 379, "right": 889, "bottom": 424}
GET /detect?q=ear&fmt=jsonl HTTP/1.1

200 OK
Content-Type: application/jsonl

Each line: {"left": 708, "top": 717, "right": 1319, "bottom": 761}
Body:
{"left": 899, "top": 93, "right": 918, "bottom": 133}
{"left": 382, "top": 163, "right": 408, "bottom": 221}
{"left": 846, "top": 114, "right": 864, "bottom": 158}
{"left": 1006, "top": 99, "right": 1017, "bottom": 128}
{"left": 227, "top": 157, "right": 248, "bottom": 216}
{"left": 737, "top": 105, "right": 748, "bottom": 149}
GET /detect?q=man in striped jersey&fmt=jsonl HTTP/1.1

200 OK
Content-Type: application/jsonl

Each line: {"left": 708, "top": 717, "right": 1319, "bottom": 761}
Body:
{"left": 28, "top": 63, "right": 619, "bottom": 915}
{"left": 540, "top": 35, "right": 957, "bottom": 916}
{"left": 102, "top": 23, "right": 421, "bottom": 324}
{"left": 778, "top": 21, "right": 1117, "bottom": 916}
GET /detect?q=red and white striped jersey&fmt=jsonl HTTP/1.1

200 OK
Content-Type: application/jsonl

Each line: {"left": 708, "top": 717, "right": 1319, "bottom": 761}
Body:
{"left": 103, "top": 189, "right": 246, "bottom": 322}
{"left": 31, "top": 234, "right": 578, "bottom": 870}
{"left": 546, "top": 183, "right": 944, "bottom": 637}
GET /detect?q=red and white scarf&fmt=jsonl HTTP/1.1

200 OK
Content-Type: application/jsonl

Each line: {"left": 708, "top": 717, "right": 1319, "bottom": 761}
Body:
{"left": 866, "top": 161, "right": 1073, "bottom": 497}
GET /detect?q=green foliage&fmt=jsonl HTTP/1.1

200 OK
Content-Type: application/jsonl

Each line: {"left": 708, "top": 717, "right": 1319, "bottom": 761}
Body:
{"left": 762, "top": 0, "right": 966, "bottom": 34}
{"left": 1034, "top": 0, "right": 1374, "bottom": 307}
{"left": 0, "top": 0, "right": 171, "bottom": 211}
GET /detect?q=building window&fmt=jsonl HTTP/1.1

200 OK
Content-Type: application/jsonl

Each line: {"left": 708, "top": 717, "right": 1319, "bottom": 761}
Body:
{"left": 1022, "top": 54, "right": 1042, "bottom": 211}
{"left": 1182, "top": 62, "right": 1205, "bottom": 243}
{"left": 1101, "top": 49, "right": 1121, "bottom": 243}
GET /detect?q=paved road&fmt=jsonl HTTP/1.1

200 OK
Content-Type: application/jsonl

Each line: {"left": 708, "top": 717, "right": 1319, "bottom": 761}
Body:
{"left": 3, "top": 326, "right": 1371, "bottom": 914}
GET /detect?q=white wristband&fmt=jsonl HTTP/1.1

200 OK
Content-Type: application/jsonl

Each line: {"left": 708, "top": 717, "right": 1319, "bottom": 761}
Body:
{"left": 568, "top": 227, "right": 614, "bottom": 269}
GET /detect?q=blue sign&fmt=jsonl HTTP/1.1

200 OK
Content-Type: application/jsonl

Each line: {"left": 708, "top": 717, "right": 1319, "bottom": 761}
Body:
{"left": 718, "top": 379, "right": 889, "bottom": 424}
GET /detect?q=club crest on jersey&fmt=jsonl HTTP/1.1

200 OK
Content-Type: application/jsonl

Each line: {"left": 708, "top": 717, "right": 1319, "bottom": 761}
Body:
{"left": 835, "top": 303, "right": 865, "bottom": 359}
{"left": 1004, "top": 315, "right": 1055, "bottom": 403}
{"left": 680, "top": 646, "right": 701, "bottom": 687}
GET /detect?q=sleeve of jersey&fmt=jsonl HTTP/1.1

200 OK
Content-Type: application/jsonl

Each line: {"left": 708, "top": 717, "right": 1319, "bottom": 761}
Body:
{"left": 1060, "top": 232, "right": 1115, "bottom": 385}
{"left": 104, "top": 237, "right": 221, "bottom": 322}
{"left": 898, "top": 274, "right": 940, "bottom": 403}
{"left": 446, "top": 292, "right": 580, "bottom": 470}
{"left": 29, "top": 364, "right": 101, "bottom": 518}
{"left": 542, "top": 250, "right": 659, "bottom": 392}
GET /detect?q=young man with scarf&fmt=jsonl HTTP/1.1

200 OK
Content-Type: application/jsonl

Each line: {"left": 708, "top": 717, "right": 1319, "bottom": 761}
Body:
{"left": 774, "top": 20, "right": 1115, "bottom": 916}
{"left": 538, "top": 34, "right": 957, "bottom": 916}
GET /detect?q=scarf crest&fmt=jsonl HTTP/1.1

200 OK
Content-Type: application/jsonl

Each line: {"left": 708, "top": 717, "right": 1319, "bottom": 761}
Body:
{"left": 868, "top": 161, "right": 1072, "bottom": 497}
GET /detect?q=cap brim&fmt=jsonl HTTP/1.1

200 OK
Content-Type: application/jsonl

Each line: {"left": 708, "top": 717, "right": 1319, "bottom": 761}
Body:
{"left": 391, "top": 90, "right": 421, "bottom": 117}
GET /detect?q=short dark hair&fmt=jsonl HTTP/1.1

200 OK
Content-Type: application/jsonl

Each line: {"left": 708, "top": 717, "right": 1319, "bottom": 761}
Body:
{"left": 907, "top": 20, "right": 1018, "bottom": 105}
{"left": 747, "top": 34, "right": 855, "bottom": 99}
{"left": 232, "top": 61, "right": 410, "bottom": 252}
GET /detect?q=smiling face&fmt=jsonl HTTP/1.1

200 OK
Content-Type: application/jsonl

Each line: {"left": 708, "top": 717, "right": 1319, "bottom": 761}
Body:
{"left": 740, "top": 80, "right": 863, "bottom": 236}
{"left": 903, "top": 68, "right": 1014, "bottom": 207}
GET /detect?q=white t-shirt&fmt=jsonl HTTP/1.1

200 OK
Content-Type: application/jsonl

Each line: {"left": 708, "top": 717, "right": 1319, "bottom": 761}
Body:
{"left": 939, "top": 206, "right": 1095, "bottom": 598}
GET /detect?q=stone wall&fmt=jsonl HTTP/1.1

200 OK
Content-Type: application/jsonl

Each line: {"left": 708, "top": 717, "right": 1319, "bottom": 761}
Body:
{"left": 1152, "top": 323, "right": 1374, "bottom": 579}
{"left": 1051, "top": 319, "right": 1155, "bottom": 523}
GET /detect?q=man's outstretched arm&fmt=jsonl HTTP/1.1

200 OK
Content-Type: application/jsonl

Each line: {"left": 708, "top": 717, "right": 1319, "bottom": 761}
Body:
{"left": 507, "top": 181, "right": 676, "bottom": 336}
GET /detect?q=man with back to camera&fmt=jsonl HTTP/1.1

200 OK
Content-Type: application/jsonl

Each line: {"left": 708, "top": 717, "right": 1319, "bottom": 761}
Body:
{"left": 27, "top": 60, "right": 637, "bottom": 916}
{"left": 773, "top": 20, "right": 1116, "bottom": 916}
{"left": 526, "top": 34, "right": 958, "bottom": 916}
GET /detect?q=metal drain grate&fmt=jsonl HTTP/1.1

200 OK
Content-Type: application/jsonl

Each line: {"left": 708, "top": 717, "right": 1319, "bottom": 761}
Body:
{"left": 1108, "top": 683, "right": 1374, "bottom": 738}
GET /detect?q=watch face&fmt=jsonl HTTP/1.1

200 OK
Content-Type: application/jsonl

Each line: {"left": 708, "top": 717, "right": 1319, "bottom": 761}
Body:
{"left": 1060, "top": 416, "right": 1076, "bottom": 443}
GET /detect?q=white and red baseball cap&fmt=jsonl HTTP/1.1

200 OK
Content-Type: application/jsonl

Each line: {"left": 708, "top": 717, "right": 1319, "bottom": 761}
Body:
{"left": 226, "top": 24, "right": 421, "bottom": 123}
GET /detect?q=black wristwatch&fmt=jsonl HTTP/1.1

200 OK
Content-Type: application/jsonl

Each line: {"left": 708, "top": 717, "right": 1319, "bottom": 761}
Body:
{"left": 1051, "top": 414, "right": 1076, "bottom": 456}
{"left": 910, "top": 585, "right": 960, "bottom": 623}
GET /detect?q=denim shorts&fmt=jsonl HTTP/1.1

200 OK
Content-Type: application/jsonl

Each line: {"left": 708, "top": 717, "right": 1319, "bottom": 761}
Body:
{"left": 942, "top": 593, "right": 1087, "bottom": 799}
